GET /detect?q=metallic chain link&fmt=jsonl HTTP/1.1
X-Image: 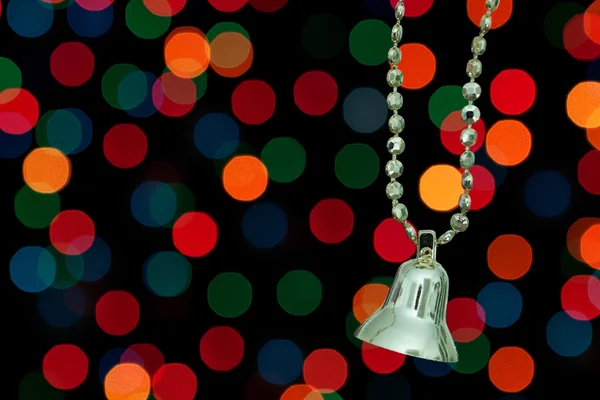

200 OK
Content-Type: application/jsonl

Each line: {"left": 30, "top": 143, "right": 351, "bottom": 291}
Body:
{"left": 385, "top": 0, "right": 501, "bottom": 246}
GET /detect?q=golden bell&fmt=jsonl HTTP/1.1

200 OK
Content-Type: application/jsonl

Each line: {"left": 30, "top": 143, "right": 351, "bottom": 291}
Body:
{"left": 354, "top": 230, "right": 458, "bottom": 363}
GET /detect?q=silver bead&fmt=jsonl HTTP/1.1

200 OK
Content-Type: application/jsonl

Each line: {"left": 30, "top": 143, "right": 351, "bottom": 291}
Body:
{"left": 387, "top": 136, "right": 405, "bottom": 155}
{"left": 460, "top": 128, "right": 477, "bottom": 146}
{"left": 386, "top": 181, "right": 403, "bottom": 200}
{"left": 462, "top": 82, "right": 482, "bottom": 101}
{"left": 395, "top": 1, "right": 405, "bottom": 20}
{"left": 387, "top": 92, "right": 403, "bottom": 110}
{"left": 385, "top": 159, "right": 404, "bottom": 178}
{"left": 466, "top": 59, "right": 483, "bottom": 78}
{"left": 386, "top": 69, "right": 404, "bottom": 88}
{"left": 404, "top": 223, "right": 417, "bottom": 242}
{"left": 388, "top": 114, "right": 405, "bottom": 134}
{"left": 459, "top": 193, "right": 472, "bottom": 212}
{"left": 461, "top": 105, "right": 480, "bottom": 124}
{"left": 480, "top": 14, "right": 492, "bottom": 34}
{"left": 450, "top": 213, "right": 469, "bottom": 232}
{"left": 460, "top": 150, "right": 475, "bottom": 169}
{"left": 391, "top": 23, "right": 403, "bottom": 43}
{"left": 392, "top": 203, "right": 408, "bottom": 221}
{"left": 438, "top": 230, "right": 455, "bottom": 244}
{"left": 486, "top": 0, "right": 500, "bottom": 12}
{"left": 472, "top": 36, "right": 487, "bottom": 56}
{"left": 461, "top": 171, "right": 473, "bottom": 190}
{"left": 388, "top": 47, "right": 402, "bottom": 65}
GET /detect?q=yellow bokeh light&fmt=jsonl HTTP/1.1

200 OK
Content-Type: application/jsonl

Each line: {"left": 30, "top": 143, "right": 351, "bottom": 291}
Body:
{"left": 419, "top": 164, "right": 462, "bottom": 211}
{"left": 22, "top": 147, "right": 71, "bottom": 194}
{"left": 566, "top": 81, "right": 600, "bottom": 128}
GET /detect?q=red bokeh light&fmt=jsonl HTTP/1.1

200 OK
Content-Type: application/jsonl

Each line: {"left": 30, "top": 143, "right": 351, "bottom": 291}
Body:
{"left": 309, "top": 198, "right": 354, "bottom": 244}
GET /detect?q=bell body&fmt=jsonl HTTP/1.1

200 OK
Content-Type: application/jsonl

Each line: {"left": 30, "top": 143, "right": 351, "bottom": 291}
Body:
{"left": 354, "top": 230, "right": 458, "bottom": 363}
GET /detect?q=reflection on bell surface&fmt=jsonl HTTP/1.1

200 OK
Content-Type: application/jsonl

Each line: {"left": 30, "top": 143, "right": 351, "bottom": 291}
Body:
{"left": 354, "top": 230, "right": 458, "bottom": 363}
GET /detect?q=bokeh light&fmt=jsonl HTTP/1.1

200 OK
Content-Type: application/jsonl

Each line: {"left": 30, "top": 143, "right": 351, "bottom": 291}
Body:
{"left": 353, "top": 283, "right": 388, "bottom": 323}
{"left": 200, "top": 326, "right": 245, "bottom": 371}
{"left": 294, "top": 71, "right": 338, "bottom": 116}
{"left": 277, "top": 270, "right": 322, "bottom": 316}
{"left": 172, "top": 211, "right": 218, "bottom": 257}
{"left": 104, "top": 363, "right": 151, "bottom": 400}
{"left": 488, "top": 347, "right": 534, "bottom": 393}
{"left": 144, "top": 251, "right": 192, "bottom": 297}
{"left": 578, "top": 150, "right": 600, "bottom": 194}
{"left": 546, "top": 311, "right": 593, "bottom": 357}
{"left": 361, "top": 343, "right": 406, "bottom": 374}
{"left": 477, "top": 282, "right": 523, "bottom": 328}
{"left": 567, "top": 81, "right": 600, "bottom": 128}
{"left": 335, "top": 143, "right": 379, "bottom": 189}
{"left": 10, "top": 246, "right": 56, "bottom": 293}
{"left": 398, "top": 43, "right": 436, "bottom": 89}
{"left": 164, "top": 27, "right": 210, "bottom": 78}
{"left": 222, "top": 155, "right": 269, "bottom": 201}
{"left": 467, "top": 0, "right": 512, "bottom": 29}
{"left": 490, "top": 70, "right": 536, "bottom": 115}
{"left": 581, "top": 223, "right": 600, "bottom": 269}
{"left": 419, "top": 164, "right": 462, "bottom": 212}
{"left": 310, "top": 199, "right": 354, "bottom": 244}
{"left": 525, "top": 171, "right": 571, "bottom": 217}
{"left": 50, "top": 42, "right": 95, "bottom": 87}
{"left": 258, "top": 339, "right": 303, "bottom": 385}
{"left": 487, "top": 234, "right": 533, "bottom": 280}
{"left": 447, "top": 297, "right": 485, "bottom": 343}
{"left": 373, "top": 218, "right": 416, "bottom": 262}
{"left": 231, "top": 80, "right": 276, "bottom": 125}
{"left": 243, "top": 202, "right": 288, "bottom": 248}
{"left": 43, "top": 344, "right": 88, "bottom": 390}
{"left": 96, "top": 290, "right": 140, "bottom": 336}
{"left": 561, "top": 274, "right": 600, "bottom": 320}
{"left": 207, "top": 272, "right": 252, "bottom": 318}
{"left": 303, "top": 349, "right": 348, "bottom": 393}
{"left": 485, "top": 120, "right": 532, "bottom": 166}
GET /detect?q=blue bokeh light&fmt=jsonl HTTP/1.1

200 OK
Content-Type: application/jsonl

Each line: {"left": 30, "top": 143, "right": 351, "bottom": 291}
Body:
{"left": 10, "top": 246, "right": 56, "bottom": 293}
{"left": 126, "top": 72, "right": 160, "bottom": 118}
{"left": 343, "top": 87, "right": 388, "bottom": 134}
{"left": 242, "top": 202, "right": 288, "bottom": 249}
{"left": 193, "top": 113, "right": 239, "bottom": 159}
{"left": 413, "top": 357, "right": 453, "bottom": 377}
{"left": 0, "top": 129, "right": 32, "bottom": 159}
{"left": 67, "top": 2, "right": 113, "bottom": 38}
{"left": 477, "top": 282, "right": 523, "bottom": 328}
{"left": 99, "top": 348, "right": 126, "bottom": 383}
{"left": 66, "top": 236, "right": 111, "bottom": 282}
{"left": 38, "top": 286, "right": 85, "bottom": 328}
{"left": 525, "top": 170, "right": 571, "bottom": 217}
{"left": 7, "top": 0, "right": 54, "bottom": 38}
{"left": 131, "top": 181, "right": 177, "bottom": 227}
{"left": 546, "top": 311, "right": 592, "bottom": 357}
{"left": 258, "top": 339, "right": 303, "bottom": 385}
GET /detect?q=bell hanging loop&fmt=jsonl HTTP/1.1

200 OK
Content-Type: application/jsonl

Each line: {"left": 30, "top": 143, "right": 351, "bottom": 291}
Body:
{"left": 354, "top": 230, "right": 458, "bottom": 363}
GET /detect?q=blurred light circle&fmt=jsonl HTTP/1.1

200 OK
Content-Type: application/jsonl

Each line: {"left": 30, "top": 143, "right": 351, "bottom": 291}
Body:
{"left": 544, "top": 3, "right": 584, "bottom": 49}
{"left": 361, "top": 342, "right": 406, "bottom": 374}
{"left": 546, "top": 311, "right": 593, "bottom": 357}
{"left": 281, "top": 385, "right": 323, "bottom": 400}
{"left": 101, "top": 64, "right": 144, "bottom": 110}
{"left": 207, "top": 272, "right": 252, "bottom": 318}
{"left": 353, "top": 283, "right": 388, "bottom": 323}
{"left": 487, "top": 234, "right": 533, "bottom": 280}
{"left": 451, "top": 333, "right": 491, "bottom": 374}
{"left": 77, "top": 0, "right": 113, "bottom": 11}
{"left": 38, "top": 286, "right": 85, "bottom": 328}
{"left": 164, "top": 26, "right": 210, "bottom": 79}
{"left": 242, "top": 202, "right": 288, "bottom": 249}
{"left": 209, "top": 32, "right": 253, "bottom": 78}
{"left": 349, "top": 19, "right": 390, "bottom": 66}
{"left": 446, "top": 297, "right": 485, "bottom": 343}
{"left": 488, "top": 347, "right": 534, "bottom": 393}
{"left": 18, "top": 371, "right": 65, "bottom": 400}
{"left": 467, "top": 165, "right": 495, "bottom": 210}
{"left": 428, "top": 85, "right": 466, "bottom": 129}
{"left": 578, "top": 150, "right": 600, "bottom": 194}
{"left": 0, "top": 128, "right": 32, "bottom": 159}
{"left": 413, "top": 357, "right": 452, "bottom": 377}
{"left": 222, "top": 155, "right": 269, "bottom": 201}
{"left": 126, "top": 0, "right": 171, "bottom": 40}
{"left": 200, "top": 326, "right": 244, "bottom": 371}
{"left": 66, "top": 236, "right": 111, "bottom": 282}
{"left": 490, "top": 70, "right": 536, "bottom": 115}
{"left": 587, "top": 126, "right": 600, "bottom": 150}
{"left": 10, "top": 246, "right": 56, "bottom": 292}
{"left": 258, "top": 339, "right": 303, "bottom": 385}
{"left": 36, "top": 108, "right": 93, "bottom": 155}
{"left": 144, "top": 251, "right": 192, "bottom": 297}
{"left": 49, "top": 210, "right": 95, "bottom": 255}
{"left": 95, "top": 290, "right": 140, "bottom": 336}
{"left": 126, "top": 72, "right": 160, "bottom": 118}
{"left": 303, "top": 349, "right": 348, "bottom": 392}
{"left": 485, "top": 120, "right": 532, "bottom": 166}
{"left": 335, "top": 143, "right": 379, "bottom": 189}
{"left": 567, "top": 81, "right": 600, "bottom": 128}
{"left": 343, "top": 87, "right": 387, "bottom": 134}
{"left": 248, "top": 0, "right": 286, "bottom": 12}
{"left": 23, "top": 147, "right": 71, "bottom": 193}
{"left": 261, "top": 137, "right": 306, "bottom": 183}
{"left": 103, "top": 123, "right": 148, "bottom": 168}
{"left": 231, "top": 80, "right": 276, "bottom": 125}
{"left": 564, "top": 14, "right": 600, "bottom": 61}
{"left": 581, "top": 223, "right": 600, "bottom": 269}
{"left": 208, "top": 0, "right": 247, "bottom": 12}
{"left": 561, "top": 274, "right": 600, "bottom": 320}
{"left": 440, "top": 112, "right": 486, "bottom": 155}
{"left": 50, "top": 42, "right": 95, "bottom": 87}
{"left": 419, "top": 164, "right": 461, "bottom": 212}
{"left": 104, "top": 363, "right": 151, "bottom": 400}
{"left": 43, "top": 344, "right": 88, "bottom": 390}
{"left": 0, "top": 88, "right": 40, "bottom": 134}
{"left": 584, "top": 0, "right": 600, "bottom": 44}
{"left": 310, "top": 198, "right": 354, "bottom": 244}
{"left": 121, "top": 343, "right": 164, "bottom": 377}
{"left": 143, "top": 0, "right": 186, "bottom": 16}
{"left": 398, "top": 43, "right": 436, "bottom": 89}
{"left": 0, "top": 57, "right": 22, "bottom": 92}
{"left": 277, "top": 270, "right": 322, "bottom": 316}
{"left": 294, "top": 70, "right": 338, "bottom": 116}
{"left": 152, "top": 363, "right": 197, "bottom": 400}
{"left": 301, "top": 13, "right": 345, "bottom": 60}
{"left": 524, "top": 170, "right": 571, "bottom": 217}
{"left": 194, "top": 113, "right": 239, "bottom": 159}
{"left": 67, "top": 2, "right": 113, "bottom": 38}
{"left": 7, "top": 0, "right": 54, "bottom": 38}
{"left": 477, "top": 282, "right": 523, "bottom": 328}
{"left": 467, "top": 0, "right": 512, "bottom": 28}
{"left": 131, "top": 181, "right": 177, "bottom": 227}
{"left": 172, "top": 211, "right": 218, "bottom": 257}
{"left": 14, "top": 185, "right": 60, "bottom": 229}
{"left": 373, "top": 218, "right": 415, "bottom": 263}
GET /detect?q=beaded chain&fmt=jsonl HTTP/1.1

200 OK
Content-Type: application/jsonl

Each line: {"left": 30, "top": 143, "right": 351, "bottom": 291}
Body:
{"left": 384, "top": 0, "right": 500, "bottom": 246}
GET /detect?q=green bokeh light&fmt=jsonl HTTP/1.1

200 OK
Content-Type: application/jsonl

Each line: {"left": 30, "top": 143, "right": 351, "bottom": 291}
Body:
{"left": 544, "top": 3, "right": 584, "bottom": 49}
{"left": 450, "top": 333, "right": 490, "bottom": 374}
{"left": 146, "top": 251, "right": 192, "bottom": 297}
{"left": 301, "top": 13, "right": 346, "bottom": 60}
{"left": 40, "top": 109, "right": 82, "bottom": 154}
{"left": 346, "top": 311, "right": 362, "bottom": 347}
{"left": 126, "top": 0, "right": 171, "bottom": 39}
{"left": 277, "top": 270, "right": 322, "bottom": 316}
{"left": 102, "top": 64, "right": 145, "bottom": 110}
{"left": 335, "top": 143, "right": 379, "bottom": 189}
{"left": 323, "top": 393, "right": 343, "bottom": 400}
{"left": 369, "top": 276, "right": 393, "bottom": 287}
{"left": 19, "top": 371, "right": 64, "bottom": 400}
{"left": 0, "top": 57, "right": 22, "bottom": 92}
{"left": 261, "top": 137, "right": 306, "bottom": 183}
{"left": 48, "top": 246, "right": 82, "bottom": 290}
{"left": 349, "top": 19, "right": 391, "bottom": 66}
{"left": 207, "top": 272, "right": 252, "bottom": 318}
{"left": 207, "top": 22, "right": 250, "bottom": 42}
{"left": 14, "top": 186, "right": 60, "bottom": 229}
{"left": 428, "top": 85, "right": 467, "bottom": 128}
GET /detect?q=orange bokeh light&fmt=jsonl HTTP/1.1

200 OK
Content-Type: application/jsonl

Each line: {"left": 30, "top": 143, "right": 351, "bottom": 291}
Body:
{"left": 581, "top": 223, "right": 600, "bottom": 269}
{"left": 280, "top": 385, "right": 323, "bottom": 400}
{"left": 485, "top": 120, "right": 532, "bottom": 166}
{"left": 23, "top": 147, "right": 71, "bottom": 194}
{"left": 352, "top": 283, "right": 388, "bottom": 323}
{"left": 164, "top": 27, "right": 211, "bottom": 79}
{"left": 586, "top": 126, "right": 600, "bottom": 150}
{"left": 487, "top": 234, "right": 533, "bottom": 280}
{"left": 222, "top": 155, "right": 269, "bottom": 201}
{"left": 419, "top": 164, "right": 462, "bottom": 212}
{"left": 398, "top": 43, "right": 436, "bottom": 89}
{"left": 488, "top": 347, "right": 535, "bottom": 393}
{"left": 467, "top": 0, "right": 513, "bottom": 29}
{"left": 210, "top": 32, "right": 253, "bottom": 78}
{"left": 104, "top": 363, "right": 151, "bottom": 400}
{"left": 566, "top": 81, "right": 600, "bottom": 129}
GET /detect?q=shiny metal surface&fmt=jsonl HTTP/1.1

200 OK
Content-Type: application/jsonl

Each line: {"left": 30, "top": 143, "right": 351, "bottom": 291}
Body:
{"left": 354, "top": 230, "right": 458, "bottom": 363}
